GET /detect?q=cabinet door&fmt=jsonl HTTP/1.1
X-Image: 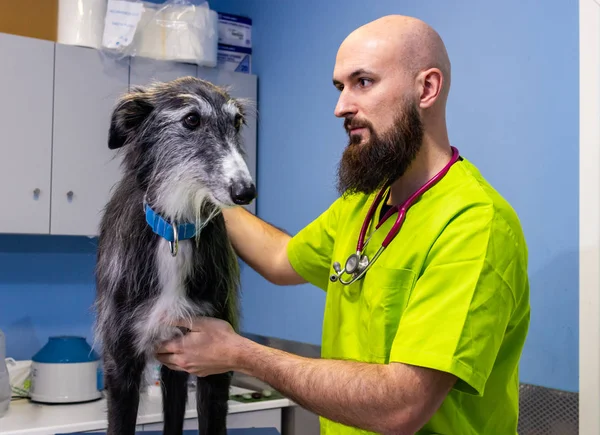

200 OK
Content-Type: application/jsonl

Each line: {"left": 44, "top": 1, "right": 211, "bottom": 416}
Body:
{"left": 197, "top": 68, "right": 258, "bottom": 215}
{"left": 0, "top": 33, "right": 54, "bottom": 234}
{"left": 142, "top": 409, "right": 281, "bottom": 430}
{"left": 130, "top": 56, "right": 197, "bottom": 88}
{"left": 51, "top": 44, "right": 130, "bottom": 236}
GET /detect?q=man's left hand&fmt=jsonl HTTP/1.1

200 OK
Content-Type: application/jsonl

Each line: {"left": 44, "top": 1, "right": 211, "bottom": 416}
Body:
{"left": 156, "top": 317, "right": 244, "bottom": 377}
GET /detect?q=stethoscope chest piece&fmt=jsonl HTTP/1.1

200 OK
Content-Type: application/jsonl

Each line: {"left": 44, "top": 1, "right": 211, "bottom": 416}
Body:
{"left": 345, "top": 252, "right": 368, "bottom": 274}
{"left": 330, "top": 252, "right": 370, "bottom": 284}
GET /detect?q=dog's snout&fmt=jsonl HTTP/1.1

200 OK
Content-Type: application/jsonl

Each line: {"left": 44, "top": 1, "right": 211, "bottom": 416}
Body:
{"left": 230, "top": 181, "right": 256, "bottom": 205}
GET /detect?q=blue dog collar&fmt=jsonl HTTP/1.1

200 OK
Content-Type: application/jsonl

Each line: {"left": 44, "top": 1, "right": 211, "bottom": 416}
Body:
{"left": 145, "top": 203, "right": 196, "bottom": 243}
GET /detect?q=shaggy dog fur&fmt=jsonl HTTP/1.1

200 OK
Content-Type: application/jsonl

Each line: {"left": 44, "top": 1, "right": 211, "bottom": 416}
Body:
{"left": 93, "top": 76, "right": 256, "bottom": 435}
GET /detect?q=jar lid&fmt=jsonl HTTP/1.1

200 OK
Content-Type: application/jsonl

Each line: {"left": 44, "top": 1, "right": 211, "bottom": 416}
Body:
{"left": 32, "top": 336, "right": 99, "bottom": 364}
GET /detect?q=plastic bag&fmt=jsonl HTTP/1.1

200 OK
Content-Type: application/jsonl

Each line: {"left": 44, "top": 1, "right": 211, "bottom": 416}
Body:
{"left": 4, "top": 358, "right": 31, "bottom": 399}
{"left": 101, "top": 0, "right": 218, "bottom": 67}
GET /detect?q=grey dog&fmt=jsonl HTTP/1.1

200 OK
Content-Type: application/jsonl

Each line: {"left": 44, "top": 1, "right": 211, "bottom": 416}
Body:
{"left": 93, "top": 76, "right": 256, "bottom": 435}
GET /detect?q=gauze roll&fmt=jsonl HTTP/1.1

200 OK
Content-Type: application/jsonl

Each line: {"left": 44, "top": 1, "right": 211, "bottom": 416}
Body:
{"left": 57, "top": 0, "right": 107, "bottom": 49}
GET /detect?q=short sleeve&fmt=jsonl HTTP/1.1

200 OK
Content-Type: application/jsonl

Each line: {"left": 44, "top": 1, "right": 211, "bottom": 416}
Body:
{"left": 286, "top": 197, "right": 344, "bottom": 291}
{"left": 388, "top": 204, "right": 519, "bottom": 396}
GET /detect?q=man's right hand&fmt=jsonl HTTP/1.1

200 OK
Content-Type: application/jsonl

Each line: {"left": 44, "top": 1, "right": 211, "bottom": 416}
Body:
{"left": 222, "top": 207, "right": 306, "bottom": 286}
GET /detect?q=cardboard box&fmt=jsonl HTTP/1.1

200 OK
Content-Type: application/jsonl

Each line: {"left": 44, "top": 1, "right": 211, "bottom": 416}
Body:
{"left": 0, "top": 0, "right": 58, "bottom": 41}
{"left": 217, "top": 43, "right": 252, "bottom": 74}
{"left": 217, "top": 12, "right": 251, "bottom": 49}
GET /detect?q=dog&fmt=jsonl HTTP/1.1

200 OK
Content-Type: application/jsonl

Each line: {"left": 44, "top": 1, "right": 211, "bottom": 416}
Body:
{"left": 93, "top": 76, "right": 256, "bottom": 435}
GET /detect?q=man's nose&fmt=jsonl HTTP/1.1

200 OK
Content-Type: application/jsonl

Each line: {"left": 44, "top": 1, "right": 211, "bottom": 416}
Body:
{"left": 334, "top": 91, "right": 357, "bottom": 118}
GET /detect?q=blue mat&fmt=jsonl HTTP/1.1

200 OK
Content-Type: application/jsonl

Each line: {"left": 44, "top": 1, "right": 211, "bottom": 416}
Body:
{"left": 57, "top": 429, "right": 280, "bottom": 435}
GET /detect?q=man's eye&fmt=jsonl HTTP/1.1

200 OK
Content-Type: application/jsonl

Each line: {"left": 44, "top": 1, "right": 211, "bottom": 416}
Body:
{"left": 358, "top": 78, "right": 373, "bottom": 87}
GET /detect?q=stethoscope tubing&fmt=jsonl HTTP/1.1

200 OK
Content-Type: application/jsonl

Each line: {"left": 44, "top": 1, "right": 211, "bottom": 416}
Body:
{"left": 357, "top": 146, "right": 461, "bottom": 251}
{"left": 332, "top": 146, "right": 461, "bottom": 286}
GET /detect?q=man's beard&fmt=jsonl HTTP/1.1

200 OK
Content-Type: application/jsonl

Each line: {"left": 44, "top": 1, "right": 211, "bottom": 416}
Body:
{"left": 336, "top": 101, "right": 424, "bottom": 197}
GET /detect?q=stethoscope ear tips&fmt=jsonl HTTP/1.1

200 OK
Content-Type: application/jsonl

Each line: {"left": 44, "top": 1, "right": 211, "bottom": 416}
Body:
{"left": 330, "top": 261, "right": 342, "bottom": 282}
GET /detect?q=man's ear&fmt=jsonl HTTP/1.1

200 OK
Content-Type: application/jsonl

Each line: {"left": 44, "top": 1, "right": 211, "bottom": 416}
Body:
{"left": 417, "top": 68, "right": 444, "bottom": 109}
{"left": 108, "top": 89, "right": 153, "bottom": 150}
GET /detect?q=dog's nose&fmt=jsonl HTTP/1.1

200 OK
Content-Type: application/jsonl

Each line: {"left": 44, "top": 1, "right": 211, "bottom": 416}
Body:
{"left": 231, "top": 182, "right": 256, "bottom": 205}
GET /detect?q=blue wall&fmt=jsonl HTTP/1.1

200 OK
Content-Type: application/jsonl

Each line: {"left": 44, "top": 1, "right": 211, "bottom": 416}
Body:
{"left": 0, "top": 0, "right": 579, "bottom": 394}
{"left": 0, "top": 235, "right": 98, "bottom": 360}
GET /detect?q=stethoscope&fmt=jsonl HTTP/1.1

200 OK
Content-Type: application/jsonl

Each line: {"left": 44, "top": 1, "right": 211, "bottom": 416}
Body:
{"left": 329, "top": 146, "right": 461, "bottom": 286}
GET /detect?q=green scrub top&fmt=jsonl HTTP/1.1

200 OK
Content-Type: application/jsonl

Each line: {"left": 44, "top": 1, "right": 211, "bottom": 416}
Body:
{"left": 286, "top": 157, "right": 530, "bottom": 435}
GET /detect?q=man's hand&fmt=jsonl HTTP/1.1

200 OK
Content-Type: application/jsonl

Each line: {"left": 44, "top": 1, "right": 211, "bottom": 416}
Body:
{"left": 155, "top": 316, "right": 456, "bottom": 435}
{"left": 156, "top": 317, "right": 247, "bottom": 377}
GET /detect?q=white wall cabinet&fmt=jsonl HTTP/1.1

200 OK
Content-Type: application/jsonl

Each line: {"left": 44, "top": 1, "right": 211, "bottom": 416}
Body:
{"left": 0, "top": 33, "right": 54, "bottom": 234}
{"left": 84, "top": 408, "right": 281, "bottom": 433}
{"left": 140, "top": 408, "right": 282, "bottom": 432}
{"left": 0, "top": 32, "right": 258, "bottom": 237}
{"left": 51, "top": 44, "right": 129, "bottom": 236}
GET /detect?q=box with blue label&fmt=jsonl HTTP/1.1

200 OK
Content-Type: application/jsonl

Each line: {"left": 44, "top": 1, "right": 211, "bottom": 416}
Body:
{"left": 218, "top": 12, "right": 252, "bottom": 49}
{"left": 218, "top": 43, "right": 252, "bottom": 74}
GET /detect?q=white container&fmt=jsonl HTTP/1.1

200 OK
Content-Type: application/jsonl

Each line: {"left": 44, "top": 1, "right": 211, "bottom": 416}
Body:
{"left": 29, "top": 336, "right": 102, "bottom": 404}
{"left": 0, "top": 329, "right": 10, "bottom": 418}
{"left": 30, "top": 361, "right": 101, "bottom": 403}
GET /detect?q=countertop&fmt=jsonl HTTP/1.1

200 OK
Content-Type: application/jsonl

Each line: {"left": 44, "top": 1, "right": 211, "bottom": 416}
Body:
{"left": 0, "top": 386, "right": 293, "bottom": 435}
{"left": 57, "top": 431, "right": 280, "bottom": 435}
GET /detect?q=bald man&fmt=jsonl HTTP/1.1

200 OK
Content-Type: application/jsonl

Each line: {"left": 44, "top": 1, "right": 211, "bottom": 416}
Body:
{"left": 157, "top": 15, "right": 530, "bottom": 435}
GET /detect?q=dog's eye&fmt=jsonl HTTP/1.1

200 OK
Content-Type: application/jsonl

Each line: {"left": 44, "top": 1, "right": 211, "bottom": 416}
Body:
{"left": 183, "top": 113, "right": 200, "bottom": 129}
{"left": 234, "top": 114, "right": 244, "bottom": 130}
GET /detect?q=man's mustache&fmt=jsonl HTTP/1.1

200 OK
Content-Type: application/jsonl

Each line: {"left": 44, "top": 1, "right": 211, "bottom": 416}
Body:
{"left": 344, "top": 117, "right": 372, "bottom": 132}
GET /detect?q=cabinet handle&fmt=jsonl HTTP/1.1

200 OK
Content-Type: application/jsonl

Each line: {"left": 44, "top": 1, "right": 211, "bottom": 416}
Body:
{"left": 67, "top": 191, "right": 74, "bottom": 201}
{"left": 33, "top": 188, "right": 40, "bottom": 199}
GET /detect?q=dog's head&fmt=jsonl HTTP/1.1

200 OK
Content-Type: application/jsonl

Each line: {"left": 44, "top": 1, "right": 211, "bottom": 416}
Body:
{"left": 108, "top": 76, "right": 256, "bottom": 217}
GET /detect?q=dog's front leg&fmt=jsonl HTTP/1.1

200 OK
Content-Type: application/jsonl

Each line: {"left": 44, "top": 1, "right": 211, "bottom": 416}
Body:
{"left": 161, "top": 364, "right": 190, "bottom": 435}
{"left": 103, "top": 352, "right": 146, "bottom": 435}
{"left": 196, "top": 371, "right": 232, "bottom": 435}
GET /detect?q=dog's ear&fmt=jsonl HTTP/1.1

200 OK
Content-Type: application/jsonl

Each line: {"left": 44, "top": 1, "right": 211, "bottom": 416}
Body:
{"left": 108, "top": 90, "right": 153, "bottom": 150}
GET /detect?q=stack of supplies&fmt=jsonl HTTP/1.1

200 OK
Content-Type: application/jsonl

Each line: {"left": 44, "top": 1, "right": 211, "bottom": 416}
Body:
{"left": 217, "top": 12, "right": 252, "bottom": 74}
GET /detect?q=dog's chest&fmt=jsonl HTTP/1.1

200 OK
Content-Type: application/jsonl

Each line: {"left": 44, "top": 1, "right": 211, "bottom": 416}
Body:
{"left": 153, "top": 239, "right": 214, "bottom": 317}
{"left": 155, "top": 239, "right": 194, "bottom": 301}
{"left": 134, "top": 239, "right": 215, "bottom": 354}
